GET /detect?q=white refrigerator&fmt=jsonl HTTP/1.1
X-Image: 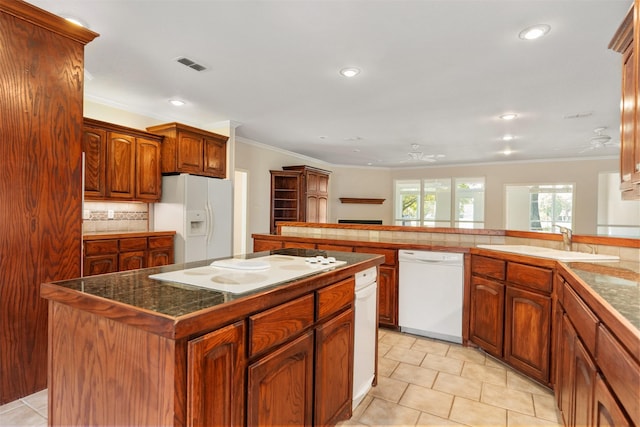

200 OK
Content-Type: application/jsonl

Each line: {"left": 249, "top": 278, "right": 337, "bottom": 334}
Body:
{"left": 154, "top": 174, "right": 233, "bottom": 263}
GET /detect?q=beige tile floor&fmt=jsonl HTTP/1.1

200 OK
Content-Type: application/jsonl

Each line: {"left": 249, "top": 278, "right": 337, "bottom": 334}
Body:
{"left": 341, "top": 330, "right": 562, "bottom": 427}
{"left": 0, "top": 330, "right": 562, "bottom": 427}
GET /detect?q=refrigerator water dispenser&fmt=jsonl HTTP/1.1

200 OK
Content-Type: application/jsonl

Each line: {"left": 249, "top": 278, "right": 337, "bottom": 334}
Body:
{"left": 187, "top": 210, "right": 206, "bottom": 236}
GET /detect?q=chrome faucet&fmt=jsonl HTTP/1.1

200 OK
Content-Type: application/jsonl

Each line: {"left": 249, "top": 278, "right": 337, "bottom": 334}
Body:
{"left": 555, "top": 225, "right": 572, "bottom": 251}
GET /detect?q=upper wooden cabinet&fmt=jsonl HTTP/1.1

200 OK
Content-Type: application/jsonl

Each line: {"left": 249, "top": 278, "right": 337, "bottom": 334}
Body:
{"left": 610, "top": 1, "right": 640, "bottom": 200}
{"left": 83, "top": 118, "right": 163, "bottom": 202}
{"left": 269, "top": 165, "right": 331, "bottom": 233}
{"left": 146, "top": 122, "right": 228, "bottom": 178}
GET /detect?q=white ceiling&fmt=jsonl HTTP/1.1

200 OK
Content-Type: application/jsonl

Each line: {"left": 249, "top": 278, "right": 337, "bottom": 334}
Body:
{"left": 30, "top": 0, "right": 632, "bottom": 168}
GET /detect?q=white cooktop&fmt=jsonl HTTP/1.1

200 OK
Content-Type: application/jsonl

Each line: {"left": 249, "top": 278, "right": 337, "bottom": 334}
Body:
{"left": 149, "top": 255, "right": 346, "bottom": 294}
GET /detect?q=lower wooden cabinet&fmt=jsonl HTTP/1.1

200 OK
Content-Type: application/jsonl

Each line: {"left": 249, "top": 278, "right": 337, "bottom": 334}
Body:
{"left": 469, "top": 253, "right": 553, "bottom": 385}
{"left": 469, "top": 275, "right": 504, "bottom": 358}
{"left": 377, "top": 266, "right": 397, "bottom": 328}
{"left": 187, "top": 276, "right": 357, "bottom": 427}
{"left": 83, "top": 233, "right": 174, "bottom": 276}
{"left": 315, "top": 308, "right": 354, "bottom": 426}
{"left": 504, "top": 286, "right": 551, "bottom": 381}
{"left": 188, "top": 321, "right": 245, "bottom": 427}
{"left": 593, "top": 373, "right": 632, "bottom": 427}
{"left": 247, "top": 331, "right": 315, "bottom": 427}
{"left": 555, "top": 270, "right": 638, "bottom": 427}
{"left": 83, "top": 239, "right": 119, "bottom": 275}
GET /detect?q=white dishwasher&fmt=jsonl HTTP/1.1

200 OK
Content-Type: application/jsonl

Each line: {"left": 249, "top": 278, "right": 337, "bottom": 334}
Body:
{"left": 398, "top": 250, "right": 464, "bottom": 343}
{"left": 353, "top": 266, "right": 377, "bottom": 410}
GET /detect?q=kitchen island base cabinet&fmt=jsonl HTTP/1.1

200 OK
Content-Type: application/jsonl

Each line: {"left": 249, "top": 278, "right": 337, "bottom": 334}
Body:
{"left": 48, "top": 301, "right": 177, "bottom": 426}
{"left": 188, "top": 321, "right": 245, "bottom": 427}
{"left": 44, "top": 255, "right": 371, "bottom": 427}
{"left": 247, "top": 331, "right": 314, "bottom": 427}
{"left": 315, "top": 308, "right": 355, "bottom": 426}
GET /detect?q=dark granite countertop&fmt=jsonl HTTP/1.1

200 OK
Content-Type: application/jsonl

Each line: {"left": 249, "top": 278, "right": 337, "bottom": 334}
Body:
{"left": 42, "top": 248, "right": 382, "bottom": 319}
{"left": 564, "top": 261, "right": 640, "bottom": 330}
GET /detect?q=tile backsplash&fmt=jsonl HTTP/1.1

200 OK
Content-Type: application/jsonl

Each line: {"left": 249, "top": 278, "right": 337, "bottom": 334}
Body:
{"left": 83, "top": 202, "right": 149, "bottom": 234}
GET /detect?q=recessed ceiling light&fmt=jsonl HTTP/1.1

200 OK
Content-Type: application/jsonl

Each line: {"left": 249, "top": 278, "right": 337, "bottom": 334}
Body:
{"left": 340, "top": 67, "right": 361, "bottom": 78}
{"left": 499, "top": 113, "right": 518, "bottom": 120}
{"left": 519, "top": 24, "right": 551, "bottom": 40}
{"left": 503, "top": 148, "right": 513, "bottom": 156}
{"left": 169, "top": 99, "right": 185, "bottom": 106}
{"left": 502, "top": 134, "right": 515, "bottom": 141}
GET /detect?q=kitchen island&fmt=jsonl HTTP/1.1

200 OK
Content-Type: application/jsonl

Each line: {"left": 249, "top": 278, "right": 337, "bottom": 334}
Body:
{"left": 41, "top": 248, "right": 383, "bottom": 427}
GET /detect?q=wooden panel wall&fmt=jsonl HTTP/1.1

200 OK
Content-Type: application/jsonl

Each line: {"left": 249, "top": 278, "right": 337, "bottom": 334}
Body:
{"left": 0, "top": 0, "right": 97, "bottom": 404}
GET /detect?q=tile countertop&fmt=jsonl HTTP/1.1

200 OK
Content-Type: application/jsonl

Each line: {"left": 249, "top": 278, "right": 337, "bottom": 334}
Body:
{"left": 41, "top": 248, "right": 382, "bottom": 319}
{"left": 564, "top": 260, "right": 640, "bottom": 330}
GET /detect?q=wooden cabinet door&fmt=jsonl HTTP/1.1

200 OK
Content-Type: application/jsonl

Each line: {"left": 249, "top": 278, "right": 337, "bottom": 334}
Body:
{"left": 469, "top": 276, "right": 504, "bottom": 358}
{"left": 504, "top": 286, "right": 551, "bottom": 383}
{"left": 247, "top": 330, "right": 314, "bottom": 427}
{"left": 135, "top": 137, "right": 161, "bottom": 201}
{"left": 147, "top": 248, "right": 173, "bottom": 267}
{"left": 315, "top": 308, "right": 354, "bottom": 426}
{"left": 556, "top": 313, "right": 576, "bottom": 426}
{"left": 83, "top": 254, "right": 118, "bottom": 276}
{"left": 378, "top": 265, "right": 398, "bottom": 328}
{"left": 594, "top": 373, "right": 632, "bottom": 427}
{"left": 203, "top": 136, "right": 226, "bottom": 178}
{"left": 306, "top": 195, "right": 319, "bottom": 223}
{"left": 106, "top": 132, "right": 135, "bottom": 199}
{"left": 187, "top": 321, "right": 245, "bottom": 427}
{"left": 82, "top": 125, "right": 107, "bottom": 198}
{"left": 119, "top": 251, "right": 146, "bottom": 271}
{"left": 573, "top": 337, "right": 596, "bottom": 427}
{"left": 177, "top": 131, "right": 204, "bottom": 173}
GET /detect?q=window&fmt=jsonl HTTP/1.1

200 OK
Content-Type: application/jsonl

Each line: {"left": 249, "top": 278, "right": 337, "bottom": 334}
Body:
{"left": 395, "top": 177, "right": 484, "bottom": 228}
{"left": 505, "top": 184, "right": 574, "bottom": 232}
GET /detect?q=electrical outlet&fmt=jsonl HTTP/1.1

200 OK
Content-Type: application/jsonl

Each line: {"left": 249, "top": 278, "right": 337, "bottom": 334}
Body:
{"left": 108, "top": 209, "right": 115, "bottom": 219}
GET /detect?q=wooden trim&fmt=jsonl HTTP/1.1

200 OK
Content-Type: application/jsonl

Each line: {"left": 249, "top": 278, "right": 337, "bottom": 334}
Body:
{"left": 608, "top": 3, "right": 634, "bottom": 52}
{"left": 0, "top": 0, "right": 99, "bottom": 45}
{"left": 146, "top": 122, "right": 229, "bottom": 142}
{"left": 339, "top": 198, "right": 385, "bottom": 204}
{"left": 84, "top": 118, "right": 164, "bottom": 142}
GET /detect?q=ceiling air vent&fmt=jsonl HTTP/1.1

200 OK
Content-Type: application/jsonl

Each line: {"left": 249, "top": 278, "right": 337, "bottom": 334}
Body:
{"left": 175, "top": 57, "right": 208, "bottom": 72}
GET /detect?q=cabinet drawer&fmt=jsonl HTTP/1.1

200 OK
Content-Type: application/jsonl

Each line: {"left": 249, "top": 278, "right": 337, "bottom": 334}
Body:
{"left": 249, "top": 294, "right": 315, "bottom": 357}
{"left": 316, "top": 278, "right": 354, "bottom": 320}
{"left": 84, "top": 239, "right": 118, "bottom": 255}
{"left": 148, "top": 235, "right": 173, "bottom": 249}
{"left": 355, "top": 247, "right": 396, "bottom": 266}
{"left": 563, "top": 281, "right": 598, "bottom": 354}
{"left": 596, "top": 325, "right": 640, "bottom": 426}
{"left": 471, "top": 255, "right": 506, "bottom": 281}
{"left": 507, "top": 262, "right": 552, "bottom": 293}
{"left": 119, "top": 237, "right": 147, "bottom": 251}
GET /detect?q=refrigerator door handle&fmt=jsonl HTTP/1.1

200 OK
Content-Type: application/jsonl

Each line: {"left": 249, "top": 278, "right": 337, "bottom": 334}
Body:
{"left": 205, "top": 201, "right": 214, "bottom": 243}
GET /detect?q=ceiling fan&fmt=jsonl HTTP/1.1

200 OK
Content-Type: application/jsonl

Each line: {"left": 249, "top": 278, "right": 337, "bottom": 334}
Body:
{"left": 405, "top": 144, "right": 445, "bottom": 162}
{"left": 579, "top": 127, "right": 619, "bottom": 153}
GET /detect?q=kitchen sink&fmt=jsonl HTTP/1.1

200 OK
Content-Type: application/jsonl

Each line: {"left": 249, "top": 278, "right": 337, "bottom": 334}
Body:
{"left": 149, "top": 255, "right": 346, "bottom": 293}
{"left": 476, "top": 245, "right": 620, "bottom": 262}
